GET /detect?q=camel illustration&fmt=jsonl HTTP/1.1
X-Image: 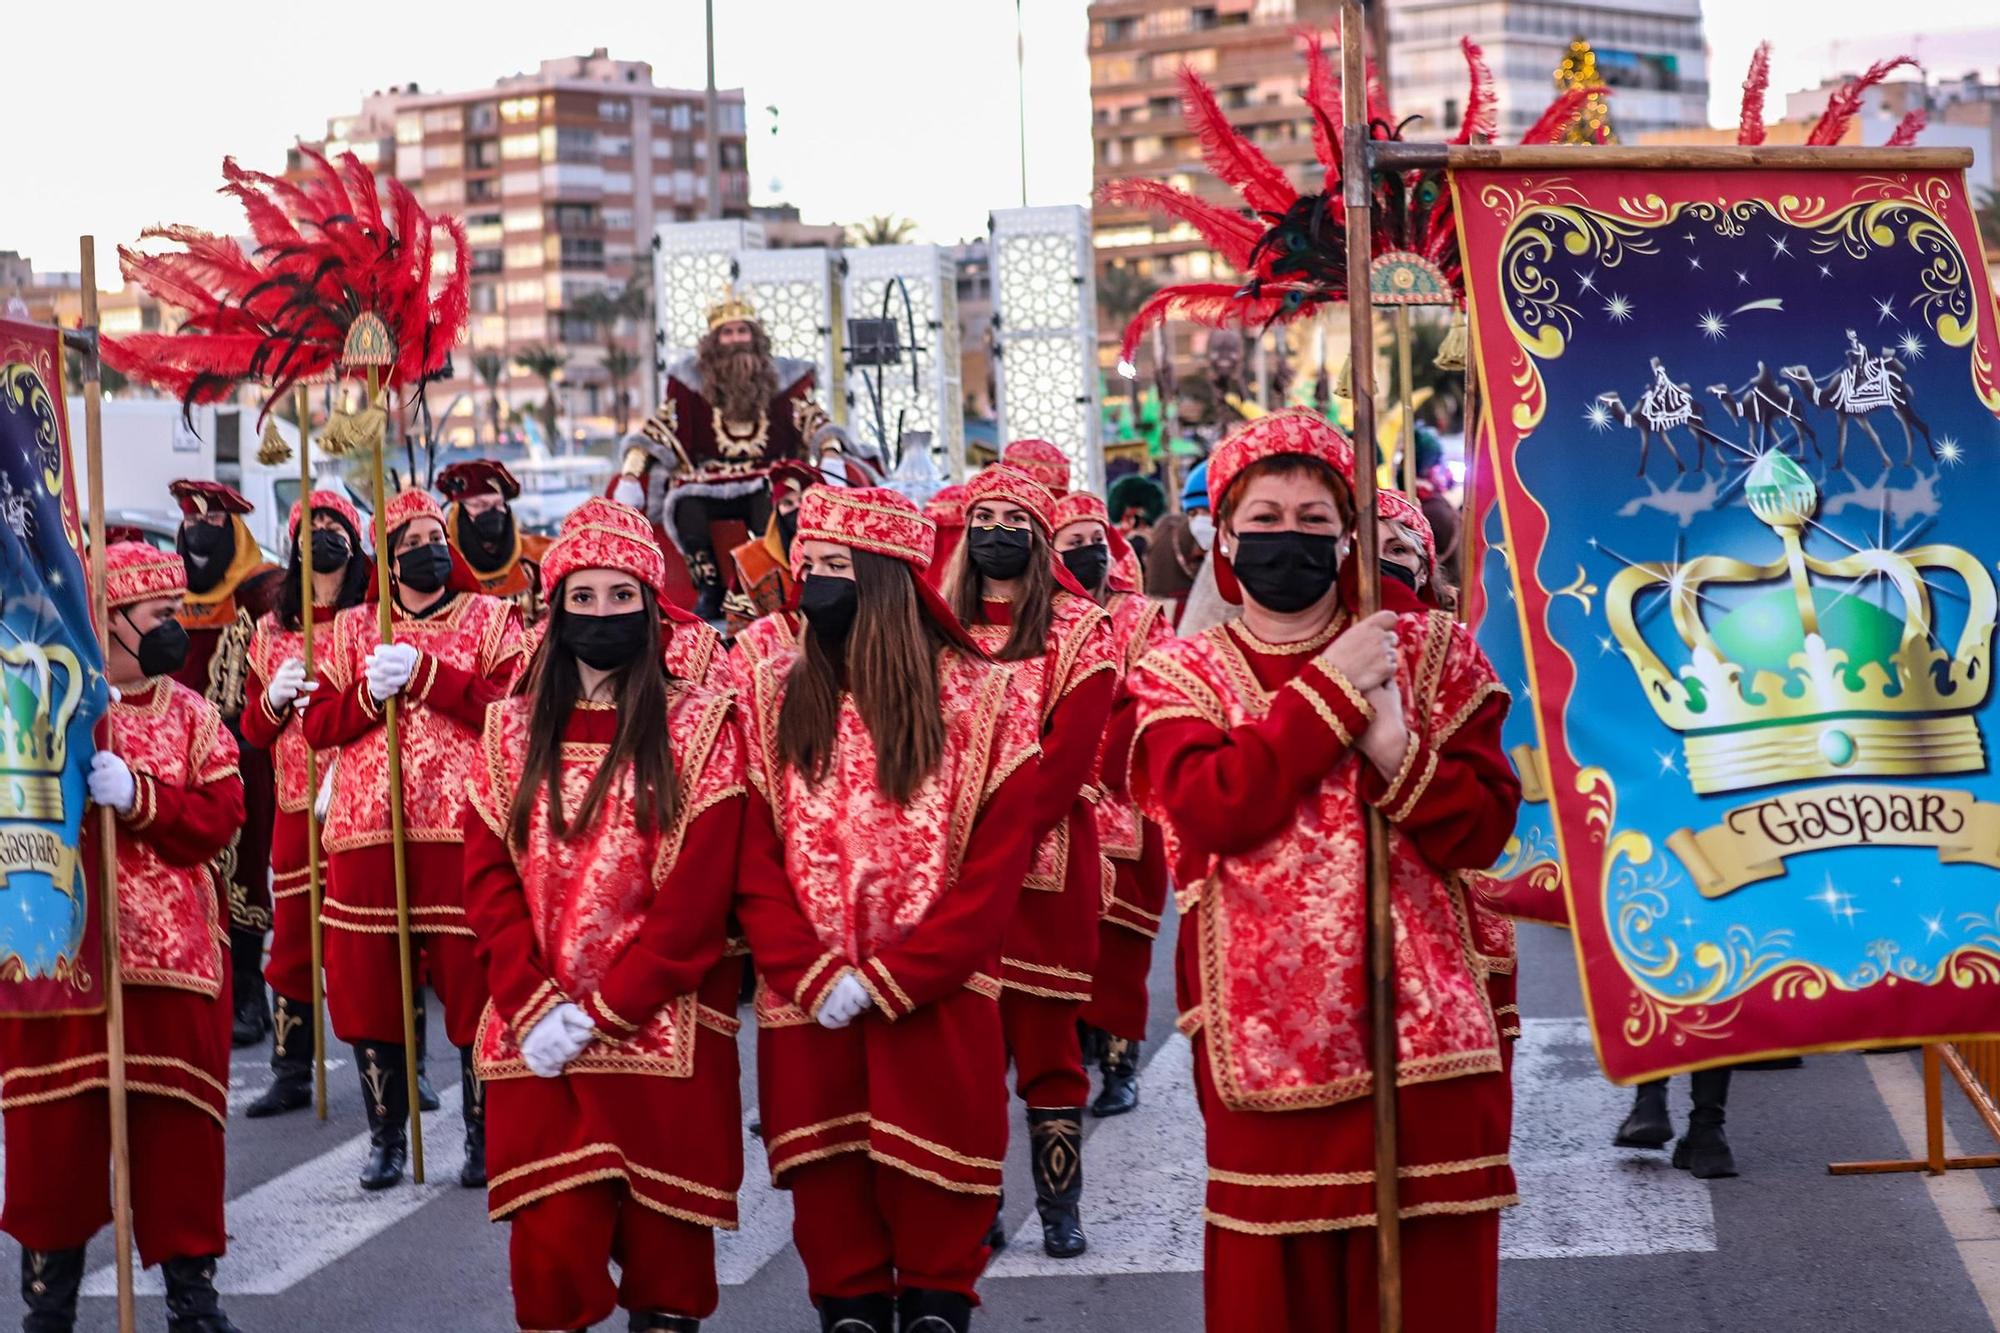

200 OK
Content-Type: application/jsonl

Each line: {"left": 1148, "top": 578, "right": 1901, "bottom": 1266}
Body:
{"left": 1780, "top": 331, "right": 1934, "bottom": 469}
{"left": 1614, "top": 472, "right": 1723, "bottom": 529}
{"left": 1706, "top": 361, "right": 1820, "bottom": 461}
{"left": 1597, "top": 358, "right": 1735, "bottom": 476}
{"left": 1820, "top": 467, "right": 1943, "bottom": 526}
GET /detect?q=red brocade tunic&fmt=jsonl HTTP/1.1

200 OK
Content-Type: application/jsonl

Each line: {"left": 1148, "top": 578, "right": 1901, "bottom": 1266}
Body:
{"left": 1095, "top": 590, "right": 1172, "bottom": 939}
{"left": 241, "top": 605, "right": 339, "bottom": 909}
{"left": 0, "top": 680, "right": 243, "bottom": 1125}
{"left": 734, "top": 643, "right": 1043, "bottom": 1193}
{"left": 304, "top": 593, "right": 522, "bottom": 937}
{"left": 462, "top": 691, "right": 747, "bottom": 1225}
{"left": 968, "top": 591, "right": 1116, "bottom": 1000}
{"left": 1129, "top": 610, "right": 1521, "bottom": 1234}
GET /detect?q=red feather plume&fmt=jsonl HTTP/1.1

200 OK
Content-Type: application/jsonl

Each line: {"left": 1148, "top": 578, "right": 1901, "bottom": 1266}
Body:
{"left": 1300, "top": 31, "right": 1345, "bottom": 179}
{"left": 1452, "top": 38, "right": 1497, "bottom": 145}
{"left": 1179, "top": 65, "right": 1299, "bottom": 217}
{"left": 1885, "top": 108, "right": 1927, "bottom": 146}
{"left": 1116, "top": 283, "right": 1297, "bottom": 368}
{"left": 1520, "top": 87, "right": 1603, "bottom": 145}
{"left": 1096, "top": 179, "right": 1263, "bottom": 270}
{"left": 1738, "top": 41, "right": 1772, "bottom": 146}
{"left": 1807, "top": 56, "right": 1919, "bottom": 146}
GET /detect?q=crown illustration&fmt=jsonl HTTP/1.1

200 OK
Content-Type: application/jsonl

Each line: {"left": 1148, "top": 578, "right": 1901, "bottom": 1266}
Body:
{"left": 706, "top": 286, "right": 759, "bottom": 331}
{"left": 0, "top": 639, "right": 85, "bottom": 823}
{"left": 1607, "top": 451, "right": 1995, "bottom": 794}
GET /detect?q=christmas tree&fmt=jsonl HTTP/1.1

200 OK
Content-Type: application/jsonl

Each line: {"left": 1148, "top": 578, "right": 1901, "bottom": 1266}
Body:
{"left": 1556, "top": 37, "right": 1616, "bottom": 145}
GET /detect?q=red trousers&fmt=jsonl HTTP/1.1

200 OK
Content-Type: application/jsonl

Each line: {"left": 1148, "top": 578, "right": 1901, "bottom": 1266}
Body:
{"left": 789, "top": 1153, "right": 992, "bottom": 1302}
{"left": 1001, "top": 990, "right": 1089, "bottom": 1107}
{"left": 265, "top": 807, "right": 314, "bottom": 1003}
{"left": 507, "top": 1181, "right": 717, "bottom": 1331}
{"left": 324, "top": 845, "right": 484, "bottom": 1048}
{"left": 1079, "top": 922, "right": 1153, "bottom": 1041}
{"left": 2, "top": 1093, "right": 225, "bottom": 1268}
{"left": 1203, "top": 1211, "right": 1500, "bottom": 1333}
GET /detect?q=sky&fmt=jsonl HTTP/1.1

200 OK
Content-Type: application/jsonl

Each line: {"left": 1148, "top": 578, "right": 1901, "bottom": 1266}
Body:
{"left": 2, "top": 1, "right": 1996, "bottom": 282}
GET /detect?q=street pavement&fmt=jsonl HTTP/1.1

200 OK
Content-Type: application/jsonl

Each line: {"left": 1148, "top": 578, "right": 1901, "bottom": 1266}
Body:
{"left": 8, "top": 918, "right": 2000, "bottom": 1330}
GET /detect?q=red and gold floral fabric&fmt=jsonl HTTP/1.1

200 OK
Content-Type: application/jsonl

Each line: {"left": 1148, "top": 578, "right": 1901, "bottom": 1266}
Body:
{"left": 244, "top": 607, "right": 337, "bottom": 816}
{"left": 1093, "top": 591, "right": 1170, "bottom": 865}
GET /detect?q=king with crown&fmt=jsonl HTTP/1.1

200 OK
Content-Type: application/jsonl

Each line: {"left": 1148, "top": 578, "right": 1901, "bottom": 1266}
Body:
{"left": 613, "top": 290, "right": 849, "bottom": 622}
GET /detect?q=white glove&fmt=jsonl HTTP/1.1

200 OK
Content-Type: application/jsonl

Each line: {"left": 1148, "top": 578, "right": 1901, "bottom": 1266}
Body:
{"left": 313, "top": 757, "right": 336, "bottom": 821}
{"left": 88, "top": 751, "right": 137, "bottom": 815}
{"left": 816, "top": 972, "right": 874, "bottom": 1030}
{"left": 611, "top": 476, "right": 646, "bottom": 509}
{"left": 265, "top": 657, "right": 314, "bottom": 711}
{"left": 364, "top": 644, "right": 421, "bottom": 703}
{"left": 520, "top": 1001, "right": 595, "bottom": 1078}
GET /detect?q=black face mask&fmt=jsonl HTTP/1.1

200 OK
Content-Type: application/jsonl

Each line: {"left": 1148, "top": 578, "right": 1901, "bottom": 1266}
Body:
{"left": 463, "top": 507, "right": 515, "bottom": 570}
{"left": 309, "top": 529, "right": 352, "bottom": 574}
{"left": 1380, "top": 559, "right": 1420, "bottom": 593}
{"left": 559, "top": 608, "right": 651, "bottom": 671}
{"left": 122, "top": 610, "right": 190, "bottom": 678}
{"left": 776, "top": 509, "right": 800, "bottom": 554}
{"left": 1229, "top": 530, "right": 1341, "bottom": 613}
{"left": 967, "top": 525, "right": 1033, "bottom": 581}
{"left": 1060, "top": 542, "right": 1112, "bottom": 590}
{"left": 396, "top": 543, "right": 454, "bottom": 595}
{"left": 177, "top": 521, "right": 232, "bottom": 593}
{"left": 798, "top": 573, "right": 859, "bottom": 649}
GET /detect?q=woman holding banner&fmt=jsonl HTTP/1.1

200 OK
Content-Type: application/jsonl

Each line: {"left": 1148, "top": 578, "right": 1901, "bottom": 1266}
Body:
{"left": 1127, "top": 410, "right": 1521, "bottom": 1331}
{"left": 1, "top": 542, "right": 246, "bottom": 1332}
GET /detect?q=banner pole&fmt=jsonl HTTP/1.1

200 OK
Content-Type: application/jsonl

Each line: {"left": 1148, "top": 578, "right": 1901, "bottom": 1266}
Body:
{"left": 80, "top": 235, "right": 138, "bottom": 1333}
{"left": 1395, "top": 306, "right": 1417, "bottom": 498}
{"left": 1340, "top": 6, "right": 1401, "bottom": 1330}
{"left": 296, "top": 386, "right": 327, "bottom": 1120}
{"left": 1456, "top": 360, "right": 1483, "bottom": 607}
{"left": 366, "top": 366, "right": 424, "bottom": 1184}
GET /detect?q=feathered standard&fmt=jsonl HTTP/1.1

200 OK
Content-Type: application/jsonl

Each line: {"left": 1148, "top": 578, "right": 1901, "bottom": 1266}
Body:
{"left": 104, "top": 149, "right": 469, "bottom": 419}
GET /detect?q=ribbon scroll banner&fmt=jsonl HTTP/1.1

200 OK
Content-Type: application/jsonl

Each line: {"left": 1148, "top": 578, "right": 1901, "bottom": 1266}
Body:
{"left": 1457, "top": 165, "right": 2000, "bottom": 1081}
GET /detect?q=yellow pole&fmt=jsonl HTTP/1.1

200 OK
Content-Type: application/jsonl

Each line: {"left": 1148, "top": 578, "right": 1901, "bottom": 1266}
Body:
{"left": 80, "top": 235, "right": 139, "bottom": 1333}
{"left": 1395, "top": 307, "right": 1417, "bottom": 499}
{"left": 364, "top": 368, "right": 424, "bottom": 1182}
{"left": 295, "top": 386, "right": 327, "bottom": 1119}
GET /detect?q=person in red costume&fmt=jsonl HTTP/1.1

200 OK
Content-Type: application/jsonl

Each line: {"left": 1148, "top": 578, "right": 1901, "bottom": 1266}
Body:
{"left": 304, "top": 488, "right": 523, "bottom": 1192}
{"left": 1, "top": 542, "right": 246, "bottom": 1333}
{"left": 462, "top": 497, "right": 746, "bottom": 1333}
{"left": 1126, "top": 409, "right": 1521, "bottom": 1332}
{"left": 238, "top": 491, "right": 373, "bottom": 1118}
{"left": 437, "top": 459, "right": 554, "bottom": 624}
{"left": 999, "top": 438, "right": 1144, "bottom": 593}
{"left": 733, "top": 487, "right": 1042, "bottom": 1333}
{"left": 1049, "top": 491, "right": 1173, "bottom": 1117}
{"left": 945, "top": 463, "right": 1115, "bottom": 1260}
{"left": 920, "top": 484, "right": 967, "bottom": 590}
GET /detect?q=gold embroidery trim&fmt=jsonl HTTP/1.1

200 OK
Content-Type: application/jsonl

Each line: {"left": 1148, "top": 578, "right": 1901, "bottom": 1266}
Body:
{"left": 764, "top": 1111, "right": 872, "bottom": 1153}
{"left": 871, "top": 1118, "right": 1004, "bottom": 1171}
{"left": 1285, "top": 674, "right": 1356, "bottom": 747}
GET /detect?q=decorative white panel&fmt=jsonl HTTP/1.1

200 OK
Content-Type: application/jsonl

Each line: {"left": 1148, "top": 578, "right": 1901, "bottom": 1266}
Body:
{"left": 735, "top": 247, "right": 839, "bottom": 416}
{"left": 841, "top": 245, "right": 965, "bottom": 479}
{"left": 651, "top": 220, "right": 765, "bottom": 380}
{"left": 991, "top": 206, "right": 1102, "bottom": 495}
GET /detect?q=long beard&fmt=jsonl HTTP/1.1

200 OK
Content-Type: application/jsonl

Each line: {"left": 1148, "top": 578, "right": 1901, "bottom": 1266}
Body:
{"left": 703, "top": 346, "right": 778, "bottom": 421}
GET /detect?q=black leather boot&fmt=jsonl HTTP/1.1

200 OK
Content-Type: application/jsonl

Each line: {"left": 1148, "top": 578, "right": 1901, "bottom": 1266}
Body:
{"left": 20, "top": 1245, "right": 85, "bottom": 1333}
{"left": 1613, "top": 1078, "right": 1672, "bottom": 1149}
{"left": 1028, "top": 1107, "right": 1087, "bottom": 1258}
{"left": 818, "top": 1293, "right": 894, "bottom": 1333}
{"left": 1091, "top": 1036, "right": 1141, "bottom": 1118}
{"left": 229, "top": 926, "right": 270, "bottom": 1048}
{"left": 413, "top": 988, "right": 441, "bottom": 1113}
{"left": 1673, "top": 1068, "right": 1738, "bottom": 1179}
{"left": 355, "top": 1042, "right": 409, "bottom": 1190}
{"left": 897, "top": 1288, "right": 972, "bottom": 1333}
{"left": 161, "top": 1255, "right": 243, "bottom": 1333}
{"left": 245, "top": 991, "right": 314, "bottom": 1118}
{"left": 628, "top": 1314, "right": 700, "bottom": 1331}
{"left": 983, "top": 1187, "right": 1007, "bottom": 1251}
{"left": 459, "top": 1044, "right": 487, "bottom": 1188}
{"left": 689, "top": 551, "right": 725, "bottom": 624}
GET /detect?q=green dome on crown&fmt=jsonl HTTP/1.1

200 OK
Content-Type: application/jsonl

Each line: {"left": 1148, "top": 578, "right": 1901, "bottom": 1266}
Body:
{"left": 1708, "top": 585, "right": 1904, "bottom": 678}
{"left": 1745, "top": 452, "right": 1818, "bottom": 527}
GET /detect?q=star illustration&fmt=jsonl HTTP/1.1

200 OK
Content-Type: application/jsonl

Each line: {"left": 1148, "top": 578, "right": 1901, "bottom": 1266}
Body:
{"left": 1584, "top": 402, "right": 1615, "bottom": 432}
{"left": 1735, "top": 270, "right": 1750, "bottom": 286}
{"left": 1680, "top": 913, "right": 1698, "bottom": 932}
{"left": 1578, "top": 269, "right": 1598, "bottom": 293}
{"left": 1698, "top": 310, "right": 1729, "bottom": 341}
{"left": 1770, "top": 235, "right": 1792, "bottom": 258}
{"left": 1596, "top": 634, "right": 1617, "bottom": 656}
{"left": 1938, "top": 436, "right": 1964, "bottom": 467}
{"left": 1682, "top": 230, "right": 1697, "bottom": 244}
{"left": 1603, "top": 293, "right": 1634, "bottom": 322}
{"left": 1688, "top": 255, "right": 1704, "bottom": 271}
{"left": 1655, "top": 748, "right": 1679, "bottom": 776}
{"left": 1897, "top": 330, "right": 1925, "bottom": 360}
{"left": 1923, "top": 914, "right": 1946, "bottom": 942}
{"left": 1817, "top": 262, "right": 1833, "bottom": 279}
{"left": 1808, "top": 873, "right": 1863, "bottom": 925}
{"left": 1874, "top": 295, "right": 1897, "bottom": 324}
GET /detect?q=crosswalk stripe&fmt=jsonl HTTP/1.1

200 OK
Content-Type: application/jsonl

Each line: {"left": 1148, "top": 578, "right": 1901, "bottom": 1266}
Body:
{"left": 226, "top": 1057, "right": 347, "bottom": 1114}
{"left": 717, "top": 1128, "right": 794, "bottom": 1285}
{"left": 81, "top": 1085, "right": 467, "bottom": 1297}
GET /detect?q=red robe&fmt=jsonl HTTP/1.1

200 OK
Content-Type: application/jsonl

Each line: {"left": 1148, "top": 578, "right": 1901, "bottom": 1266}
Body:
{"left": 1129, "top": 610, "right": 1520, "bottom": 1332}
{"left": 462, "top": 689, "right": 746, "bottom": 1328}
{"left": 303, "top": 591, "right": 522, "bottom": 1045}
{"left": 733, "top": 640, "right": 1042, "bottom": 1300}
{"left": 240, "top": 604, "right": 339, "bottom": 1003}
{"left": 0, "top": 679, "right": 243, "bottom": 1266}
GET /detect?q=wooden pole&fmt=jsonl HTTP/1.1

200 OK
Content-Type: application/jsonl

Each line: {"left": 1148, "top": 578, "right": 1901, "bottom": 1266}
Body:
{"left": 295, "top": 386, "right": 328, "bottom": 1119}
{"left": 1340, "top": 8, "right": 1401, "bottom": 1329}
{"left": 365, "top": 368, "right": 424, "bottom": 1182}
{"left": 1456, "top": 355, "right": 1482, "bottom": 606}
{"left": 1394, "top": 307, "right": 1416, "bottom": 498}
{"left": 80, "top": 236, "right": 139, "bottom": 1333}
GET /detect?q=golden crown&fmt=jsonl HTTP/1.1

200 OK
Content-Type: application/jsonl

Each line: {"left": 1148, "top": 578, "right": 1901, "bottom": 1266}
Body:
{"left": 1606, "top": 451, "right": 1994, "bottom": 795}
{"left": 0, "top": 640, "right": 86, "bottom": 822}
{"left": 706, "top": 287, "right": 759, "bottom": 331}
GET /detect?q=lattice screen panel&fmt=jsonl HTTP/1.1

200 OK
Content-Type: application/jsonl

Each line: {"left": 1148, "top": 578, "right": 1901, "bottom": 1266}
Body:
{"left": 842, "top": 245, "right": 964, "bottom": 478}
{"left": 991, "top": 206, "right": 1101, "bottom": 495}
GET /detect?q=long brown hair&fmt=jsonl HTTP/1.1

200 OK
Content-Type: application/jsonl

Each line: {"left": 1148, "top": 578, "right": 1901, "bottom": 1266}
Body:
{"left": 947, "top": 522, "right": 1054, "bottom": 662}
{"left": 506, "top": 589, "right": 679, "bottom": 846}
{"left": 778, "top": 551, "right": 948, "bottom": 803}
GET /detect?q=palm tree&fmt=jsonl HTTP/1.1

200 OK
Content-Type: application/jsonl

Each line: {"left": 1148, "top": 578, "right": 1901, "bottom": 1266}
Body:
{"left": 471, "top": 351, "right": 506, "bottom": 445}
{"left": 1097, "top": 263, "right": 1156, "bottom": 410}
{"left": 572, "top": 276, "right": 654, "bottom": 434}
{"left": 512, "top": 344, "right": 567, "bottom": 449}
{"left": 603, "top": 347, "right": 641, "bottom": 436}
{"left": 847, "top": 213, "right": 919, "bottom": 247}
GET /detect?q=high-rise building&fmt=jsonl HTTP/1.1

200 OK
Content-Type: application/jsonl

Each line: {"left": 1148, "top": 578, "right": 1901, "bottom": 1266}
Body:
{"left": 1389, "top": 0, "right": 1707, "bottom": 142}
{"left": 293, "top": 49, "right": 750, "bottom": 442}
